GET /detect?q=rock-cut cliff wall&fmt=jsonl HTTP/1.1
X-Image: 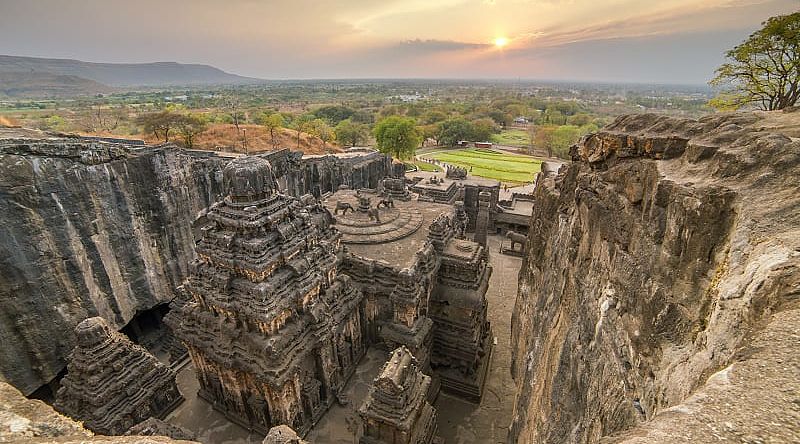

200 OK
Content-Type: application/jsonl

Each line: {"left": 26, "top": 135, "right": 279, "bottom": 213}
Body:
{"left": 0, "top": 139, "right": 226, "bottom": 395}
{"left": 510, "top": 112, "right": 800, "bottom": 443}
{"left": 0, "top": 135, "right": 396, "bottom": 396}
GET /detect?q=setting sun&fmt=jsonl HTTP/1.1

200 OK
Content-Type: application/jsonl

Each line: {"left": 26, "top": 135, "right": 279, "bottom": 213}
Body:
{"left": 493, "top": 36, "right": 508, "bottom": 48}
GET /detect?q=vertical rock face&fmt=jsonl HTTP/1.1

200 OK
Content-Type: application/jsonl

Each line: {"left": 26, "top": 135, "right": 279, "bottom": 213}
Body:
{"left": 0, "top": 138, "right": 225, "bottom": 395}
{"left": 166, "top": 156, "right": 367, "bottom": 436}
{"left": 54, "top": 317, "right": 183, "bottom": 435}
{"left": 358, "top": 346, "right": 438, "bottom": 444}
{"left": 509, "top": 113, "right": 800, "bottom": 443}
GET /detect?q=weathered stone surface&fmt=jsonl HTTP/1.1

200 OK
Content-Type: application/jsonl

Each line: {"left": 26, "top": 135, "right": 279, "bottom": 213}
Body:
{"left": 1, "top": 382, "right": 195, "bottom": 444}
{"left": 263, "top": 425, "right": 307, "bottom": 444}
{"left": 167, "top": 156, "right": 367, "bottom": 436}
{"left": 510, "top": 112, "right": 800, "bottom": 443}
{"left": 54, "top": 317, "right": 182, "bottom": 436}
{"left": 126, "top": 418, "right": 194, "bottom": 441}
{"left": 0, "top": 137, "right": 226, "bottom": 395}
{"left": 358, "top": 347, "right": 437, "bottom": 444}
{"left": 0, "top": 132, "right": 393, "bottom": 397}
{"left": 1, "top": 382, "right": 91, "bottom": 441}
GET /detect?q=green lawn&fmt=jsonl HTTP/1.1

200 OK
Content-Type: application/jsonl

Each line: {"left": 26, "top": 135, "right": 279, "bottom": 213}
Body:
{"left": 423, "top": 148, "right": 541, "bottom": 185}
{"left": 407, "top": 160, "right": 442, "bottom": 172}
{"left": 490, "top": 129, "right": 531, "bottom": 147}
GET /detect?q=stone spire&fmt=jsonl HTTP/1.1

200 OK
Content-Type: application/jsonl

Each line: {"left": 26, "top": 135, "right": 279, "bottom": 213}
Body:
{"left": 167, "top": 155, "right": 366, "bottom": 435}
{"left": 358, "top": 346, "right": 438, "bottom": 444}
{"left": 473, "top": 191, "right": 491, "bottom": 247}
{"left": 54, "top": 317, "right": 183, "bottom": 435}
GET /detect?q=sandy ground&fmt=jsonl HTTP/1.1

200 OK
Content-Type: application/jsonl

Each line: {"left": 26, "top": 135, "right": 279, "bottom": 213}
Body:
{"left": 164, "top": 235, "right": 522, "bottom": 444}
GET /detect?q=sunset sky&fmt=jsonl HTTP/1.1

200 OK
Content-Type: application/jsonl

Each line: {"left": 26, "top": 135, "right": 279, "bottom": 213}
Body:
{"left": 0, "top": 0, "right": 797, "bottom": 84}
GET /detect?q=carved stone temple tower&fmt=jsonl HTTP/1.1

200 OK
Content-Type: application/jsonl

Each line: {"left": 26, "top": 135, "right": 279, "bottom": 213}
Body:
{"left": 54, "top": 317, "right": 183, "bottom": 435}
{"left": 358, "top": 347, "right": 438, "bottom": 444}
{"left": 167, "top": 156, "right": 367, "bottom": 435}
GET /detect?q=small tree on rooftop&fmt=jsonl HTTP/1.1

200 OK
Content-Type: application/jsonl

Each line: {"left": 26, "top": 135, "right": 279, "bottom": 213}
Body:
{"left": 710, "top": 12, "right": 800, "bottom": 111}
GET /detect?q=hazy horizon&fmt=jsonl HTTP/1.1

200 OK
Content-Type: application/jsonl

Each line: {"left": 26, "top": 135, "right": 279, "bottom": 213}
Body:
{"left": 1, "top": 0, "right": 797, "bottom": 85}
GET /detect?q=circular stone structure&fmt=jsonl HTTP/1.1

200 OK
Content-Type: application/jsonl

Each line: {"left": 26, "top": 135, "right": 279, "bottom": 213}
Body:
{"left": 223, "top": 155, "right": 276, "bottom": 203}
{"left": 75, "top": 317, "right": 114, "bottom": 348}
{"left": 323, "top": 191, "right": 424, "bottom": 244}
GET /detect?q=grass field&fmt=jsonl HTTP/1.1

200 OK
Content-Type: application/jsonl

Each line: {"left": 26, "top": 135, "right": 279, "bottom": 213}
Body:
{"left": 423, "top": 148, "right": 541, "bottom": 185}
{"left": 407, "top": 160, "right": 442, "bottom": 172}
{"left": 490, "top": 129, "right": 531, "bottom": 147}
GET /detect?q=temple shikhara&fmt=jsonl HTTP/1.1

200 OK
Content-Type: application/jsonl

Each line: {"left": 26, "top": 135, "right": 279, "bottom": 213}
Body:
{"left": 166, "top": 156, "right": 367, "bottom": 435}
{"left": 54, "top": 317, "right": 183, "bottom": 435}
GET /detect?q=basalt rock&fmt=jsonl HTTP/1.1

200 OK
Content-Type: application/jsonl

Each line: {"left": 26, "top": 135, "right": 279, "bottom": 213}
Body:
{"left": 358, "top": 347, "right": 438, "bottom": 444}
{"left": 1, "top": 381, "right": 196, "bottom": 444}
{"left": 0, "top": 131, "right": 393, "bottom": 397}
{"left": 54, "top": 317, "right": 182, "bottom": 436}
{"left": 0, "top": 136, "right": 226, "bottom": 396}
{"left": 166, "top": 156, "right": 367, "bottom": 436}
{"left": 509, "top": 112, "right": 800, "bottom": 443}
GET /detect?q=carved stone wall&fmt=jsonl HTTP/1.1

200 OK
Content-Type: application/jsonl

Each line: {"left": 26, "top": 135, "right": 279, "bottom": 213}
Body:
{"left": 54, "top": 317, "right": 183, "bottom": 435}
{"left": 0, "top": 133, "right": 391, "bottom": 397}
{"left": 167, "top": 156, "right": 367, "bottom": 436}
{"left": 358, "top": 347, "right": 438, "bottom": 444}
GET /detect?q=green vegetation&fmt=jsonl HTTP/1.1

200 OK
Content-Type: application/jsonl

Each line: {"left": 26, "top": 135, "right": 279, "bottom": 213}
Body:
{"left": 710, "top": 12, "right": 799, "bottom": 111}
{"left": 373, "top": 116, "right": 421, "bottom": 160}
{"left": 407, "top": 161, "right": 441, "bottom": 172}
{"left": 532, "top": 124, "right": 598, "bottom": 158}
{"left": 334, "top": 119, "right": 369, "bottom": 147}
{"left": 424, "top": 149, "right": 541, "bottom": 185}
{"left": 490, "top": 129, "right": 530, "bottom": 146}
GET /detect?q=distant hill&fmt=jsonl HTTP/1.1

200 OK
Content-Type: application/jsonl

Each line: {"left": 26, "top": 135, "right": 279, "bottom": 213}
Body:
{"left": 0, "top": 71, "right": 113, "bottom": 98}
{"left": 0, "top": 55, "right": 259, "bottom": 89}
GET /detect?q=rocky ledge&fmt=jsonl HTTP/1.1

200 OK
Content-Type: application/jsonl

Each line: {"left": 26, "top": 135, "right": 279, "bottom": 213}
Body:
{"left": 510, "top": 112, "right": 799, "bottom": 443}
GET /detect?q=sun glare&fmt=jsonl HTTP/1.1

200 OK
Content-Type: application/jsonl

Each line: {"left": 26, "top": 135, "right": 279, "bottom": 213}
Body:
{"left": 493, "top": 37, "right": 508, "bottom": 48}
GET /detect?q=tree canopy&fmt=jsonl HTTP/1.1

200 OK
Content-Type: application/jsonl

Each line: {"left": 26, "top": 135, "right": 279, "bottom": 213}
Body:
{"left": 373, "top": 116, "right": 422, "bottom": 160}
{"left": 334, "top": 119, "right": 369, "bottom": 147}
{"left": 438, "top": 117, "right": 474, "bottom": 147}
{"left": 710, "top": 12, "right": 800, "bottom": 110}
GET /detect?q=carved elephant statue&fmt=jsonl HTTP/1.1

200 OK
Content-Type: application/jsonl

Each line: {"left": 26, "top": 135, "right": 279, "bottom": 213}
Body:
{"left": 377, "top": 197, "right": 394, "bottom": 209}
{"left": 367, "top": 208, "right": 381, "bottom": 223}
{"left": 506, "top": 230, "right": 527, "bottom": 251}
{"left": 334, "top": 201, "right": 354, "bottom": 215}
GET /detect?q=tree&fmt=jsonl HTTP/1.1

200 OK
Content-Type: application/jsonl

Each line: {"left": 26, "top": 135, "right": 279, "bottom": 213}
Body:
{"left": 437, "top": 118, "right": 474, "bottom": 147}
{"left": 710, "top": 12, "right": 800, "bottom": 110}
{"left": 257, "top": 113, "right": 285, "bottom": 149}
{"left": 308, "top": 118, "right": 334, "bottom": 149}
{"left": 532, "top": 125, "right": 557, "bottom": 157}
{"left": 312, "top": 105, "right": 355, "bottom": 125}
{"left": 176, "top": 113, "right": 208, "bottom": 148}
{"left": 291, "top": 114, "right": 315, "bottom": 149}
{"left": 471, "top": 118, "right": 499, "bottom": 142}
{"left": 334, "top": 119, "right": 369, "bottom": 147}
{"left": 136, "top": 110, "right": 182, "bottom": 142}
{"left": 373, "top": 116, "right": 422, "bottom": 160}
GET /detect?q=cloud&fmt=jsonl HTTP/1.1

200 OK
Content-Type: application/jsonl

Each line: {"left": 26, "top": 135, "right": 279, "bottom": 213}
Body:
{"left": 397, "top": 39, "right": 491, "bottom": 52}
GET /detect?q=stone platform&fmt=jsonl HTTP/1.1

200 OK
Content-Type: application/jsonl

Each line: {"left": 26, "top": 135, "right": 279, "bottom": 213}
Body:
{"left": 327, "top": 190, "right": 424, "bottom": 244}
